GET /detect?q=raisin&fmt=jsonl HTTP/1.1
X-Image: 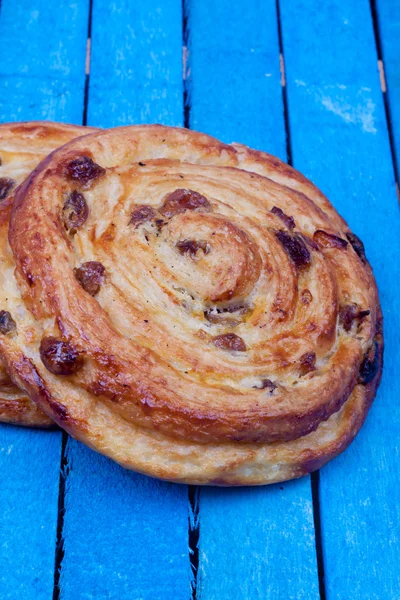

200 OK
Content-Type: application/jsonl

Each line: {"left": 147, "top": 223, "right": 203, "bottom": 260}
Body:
{"left": 0, "top": 177, "right": 16, "bottom": 201}
{"left": 155, "top": 219, "right": 165, "bottom": 231}
{"left": 0, "top": 311, "right": 16, "bottom": 335}
{"left": 346, "top": 231, "right": 367, "bottom": 263}
{"left": 359, "top": 340, "right": 380, "bottom": 384}
{"left": 339, "top": 304, "right": 370, "bottom": 332}
{"left": 176, "top": 239, "right": 210, "bottom": 257}
{"left": 63, "top": 191, "right": 88, "bottom": 231}
{"left": 358, "top": 310, "right": 371, "bottom": 320}
{"left": 339, "top": 304, "right": 357, "bottom": 331}
{"left": 313, "top": 230, "right": 348, "bottom": 249}
{"left": 271, "top": 206, "right": 295, "bottom": 229}
{"left": 65, "top": 156, "right": 105, "bottom": 187}
{"left": 299, "top": 351, "right": 316, "bottom": 375}
{"left": 301, "top": 289, "right": 313, "bottom": 305}
{"left": 40, "top": 337, "right": 83, "bottom": 375}
{"left": 212, "top": 333, "right": 247, "bottom": 352}
{"left": 160, "top": 188, "right": 212, "bottom": 218}
{"left": 275, "top": 230, "right": 311, "bottom": 270}
{"left": 129, "top": 204, "right": 156, "bottom": 228}
{"left": 253, "top": 379, "right": 277, "bottom": 393}
{"left": 74, "top": 261, "right": 105, "bottom": 296}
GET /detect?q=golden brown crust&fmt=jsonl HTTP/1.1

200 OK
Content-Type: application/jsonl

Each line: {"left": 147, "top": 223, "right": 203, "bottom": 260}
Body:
{"left": 0, "top": 121, "right": 98, "bottom": 427}
{"left": 1, "top": 125, "right": 382, "bottom": 483}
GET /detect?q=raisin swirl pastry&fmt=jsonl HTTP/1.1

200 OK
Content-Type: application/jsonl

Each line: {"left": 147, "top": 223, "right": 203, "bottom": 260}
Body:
{"left": 0, "top": 121, "right": 98, "bottom": 427}
{"left": 1, "top": 125, "right": 382, "bottom": 484}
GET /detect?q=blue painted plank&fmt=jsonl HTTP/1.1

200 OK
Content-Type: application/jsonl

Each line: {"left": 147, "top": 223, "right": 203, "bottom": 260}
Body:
{"left": 375, "top": 0, "right": 400, "bottom": 178}
{"left": 188, "top": 0, "right": 286, "bottom": 155}
{"left": 280, "top": 0, "right": 400, "bottom": 598}
{"left": 58, "top": 3, "right": 191, "bottom": 599}
{"left": 0, "top": 427, "right": 62, "bottom": 599}
{"left": 0, "top": 0, "right": 89, "bottom": 123}
{"left": 187, "top": 2, "right": 320, "bottom": 599}
{"left": 88, "top": 0, "right": 183, "bottom": 128}
{"left": 60, "top": 444, "right": 189, "bottom": 600}
{"left": 0, "top": 1, "right": 90, "bottom": 598}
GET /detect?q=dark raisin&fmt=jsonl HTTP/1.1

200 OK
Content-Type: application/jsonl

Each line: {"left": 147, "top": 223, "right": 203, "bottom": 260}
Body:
{"left": 339, "top": 304, "right": 357, "bottom": 331}
{"left": 65, "top": 156, "right": 105, "bottom": 187}
{"left": 155, "top": 219, "right": 165, "bottom": 231}
{"left": 271, "top": 206, "right": 295, "bottom": 229}
{"left": 129, "top": 204, "right": 156, "bottom": 228}
{"left": 40, "top": 337, "right": 83, "bottom": 375}
{"left": 299, "top": 351, "right": 316, "bottom": 375}
{"left": 358, "top": 310, "right": 371, "bottom": 320}
{"left": 160, "top": 188, "right": 212, "bottom": 218}
{"left": 0, "top": 177, "right": 16, "bottom": 201}
{"left": 359, "top": 340, "right": 380, "bottom": 384}
{"left": 275, "top": 230, "right": 311, "bottom": 269}
{"left": 138, "top": 162, "right": 146, "bottom": 166}
{"left": 339, "top": 304, "right": 370, "bottom": 332}
{"left": 74, "top": 261, "right": 105, "bottom": 296}
{"left": 346, "top": 231, "right": 367, "bottom": 263}
{"left": 0, "top": 311, "right": 16, "bottom": 335}
{"left": 253, "top": 379, "right": 277, "bottom": 393}
{"left": 301, "top": 289, "right": 313, "bottom": 305}
{"left": 176, "top": 239, "right": 210, "bottom": 258}
{"left": 313, "top": 230, "right": 348, "bottom": 249}
{"left": 212, "top": 333, "right": 247, "bottom": 352}
{"left": 63, "top": 191, "right": 88, "bottom": 231}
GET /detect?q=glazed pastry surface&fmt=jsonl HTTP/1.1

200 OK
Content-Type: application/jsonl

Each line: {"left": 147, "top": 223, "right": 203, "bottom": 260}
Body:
{"left": 0, "top": 125, "right": 382, "bottom": 483}
{"left": 0, "top": 121, "right": 97, "bottom": 427}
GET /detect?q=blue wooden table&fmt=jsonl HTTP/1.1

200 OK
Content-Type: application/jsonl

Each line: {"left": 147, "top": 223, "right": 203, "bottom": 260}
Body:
{"left": 0, "top": 1, "right": 399, "bottom": 598}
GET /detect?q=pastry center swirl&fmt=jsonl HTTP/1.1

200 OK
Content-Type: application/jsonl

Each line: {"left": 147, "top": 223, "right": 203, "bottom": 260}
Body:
{"left": 8, "top": 136, "right": 379, "bottom": 447}
{"left": 155, "top": 212, "right": 263, "bottom": 303}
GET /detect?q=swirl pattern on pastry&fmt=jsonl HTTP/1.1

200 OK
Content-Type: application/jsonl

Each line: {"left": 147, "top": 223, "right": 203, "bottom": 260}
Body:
{"left": 0, "top": 121, "right": 97, "bottom": 427}
{"left": 1, "top": 125, "right": 382, "bottom": 483}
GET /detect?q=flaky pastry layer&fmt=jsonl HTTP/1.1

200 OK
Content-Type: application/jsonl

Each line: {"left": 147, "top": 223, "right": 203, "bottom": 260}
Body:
{"left": 0, "top": 125, "right": 382, "bottom": 483}
{"left": 0, "top": 121, "right": 97, "bottom": 426}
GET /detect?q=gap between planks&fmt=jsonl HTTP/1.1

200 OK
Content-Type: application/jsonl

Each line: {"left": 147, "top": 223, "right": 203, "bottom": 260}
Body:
{"left": 52, "top": 432, "right": 68, "bottom": 600}
{"left": 276, "top": 1, "right": 326, "bottom": 598}
{"left": 182, "top": 2, "right": 200, "bottom": 598}
{"left": 370, "top": 0, "right": 399, "bottom": 193}
{"left": 52, "top": 1, "right": 94, "bottom": 597}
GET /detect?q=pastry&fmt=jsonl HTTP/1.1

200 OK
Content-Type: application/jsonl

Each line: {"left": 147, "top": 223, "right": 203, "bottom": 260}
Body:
{"left": 0, "top": 121, "right": 97, "bottom": 426}
{"left": 0, "top": 125, "right": 382, "bottom": 483}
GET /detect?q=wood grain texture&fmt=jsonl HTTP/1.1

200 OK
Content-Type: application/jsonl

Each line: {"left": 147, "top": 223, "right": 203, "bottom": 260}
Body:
{"left": 375, "top": 0, "right": 400, "bottom": 178}
{"left": 186, "top": 2, "right": 319, "bottom": 598}
{"left": 0, "top": 1, "right": 90, "bottom": 599}
{"left": 58, "top": 2, "right": 191, "bottom": 599}
{"left": 0, "top": 427, "right": 61, "bottom": 599}
{"left": 188, "top": 0, "right": 286, "bottom": 155}
{"left": 280, "top": 0, "right": 400, "bottom": 597}
{"left": 60, "top": 444, "right": 190, "bottom": 600}
{"left": 88, "top": 0, "right": 183, "bottom": 127}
